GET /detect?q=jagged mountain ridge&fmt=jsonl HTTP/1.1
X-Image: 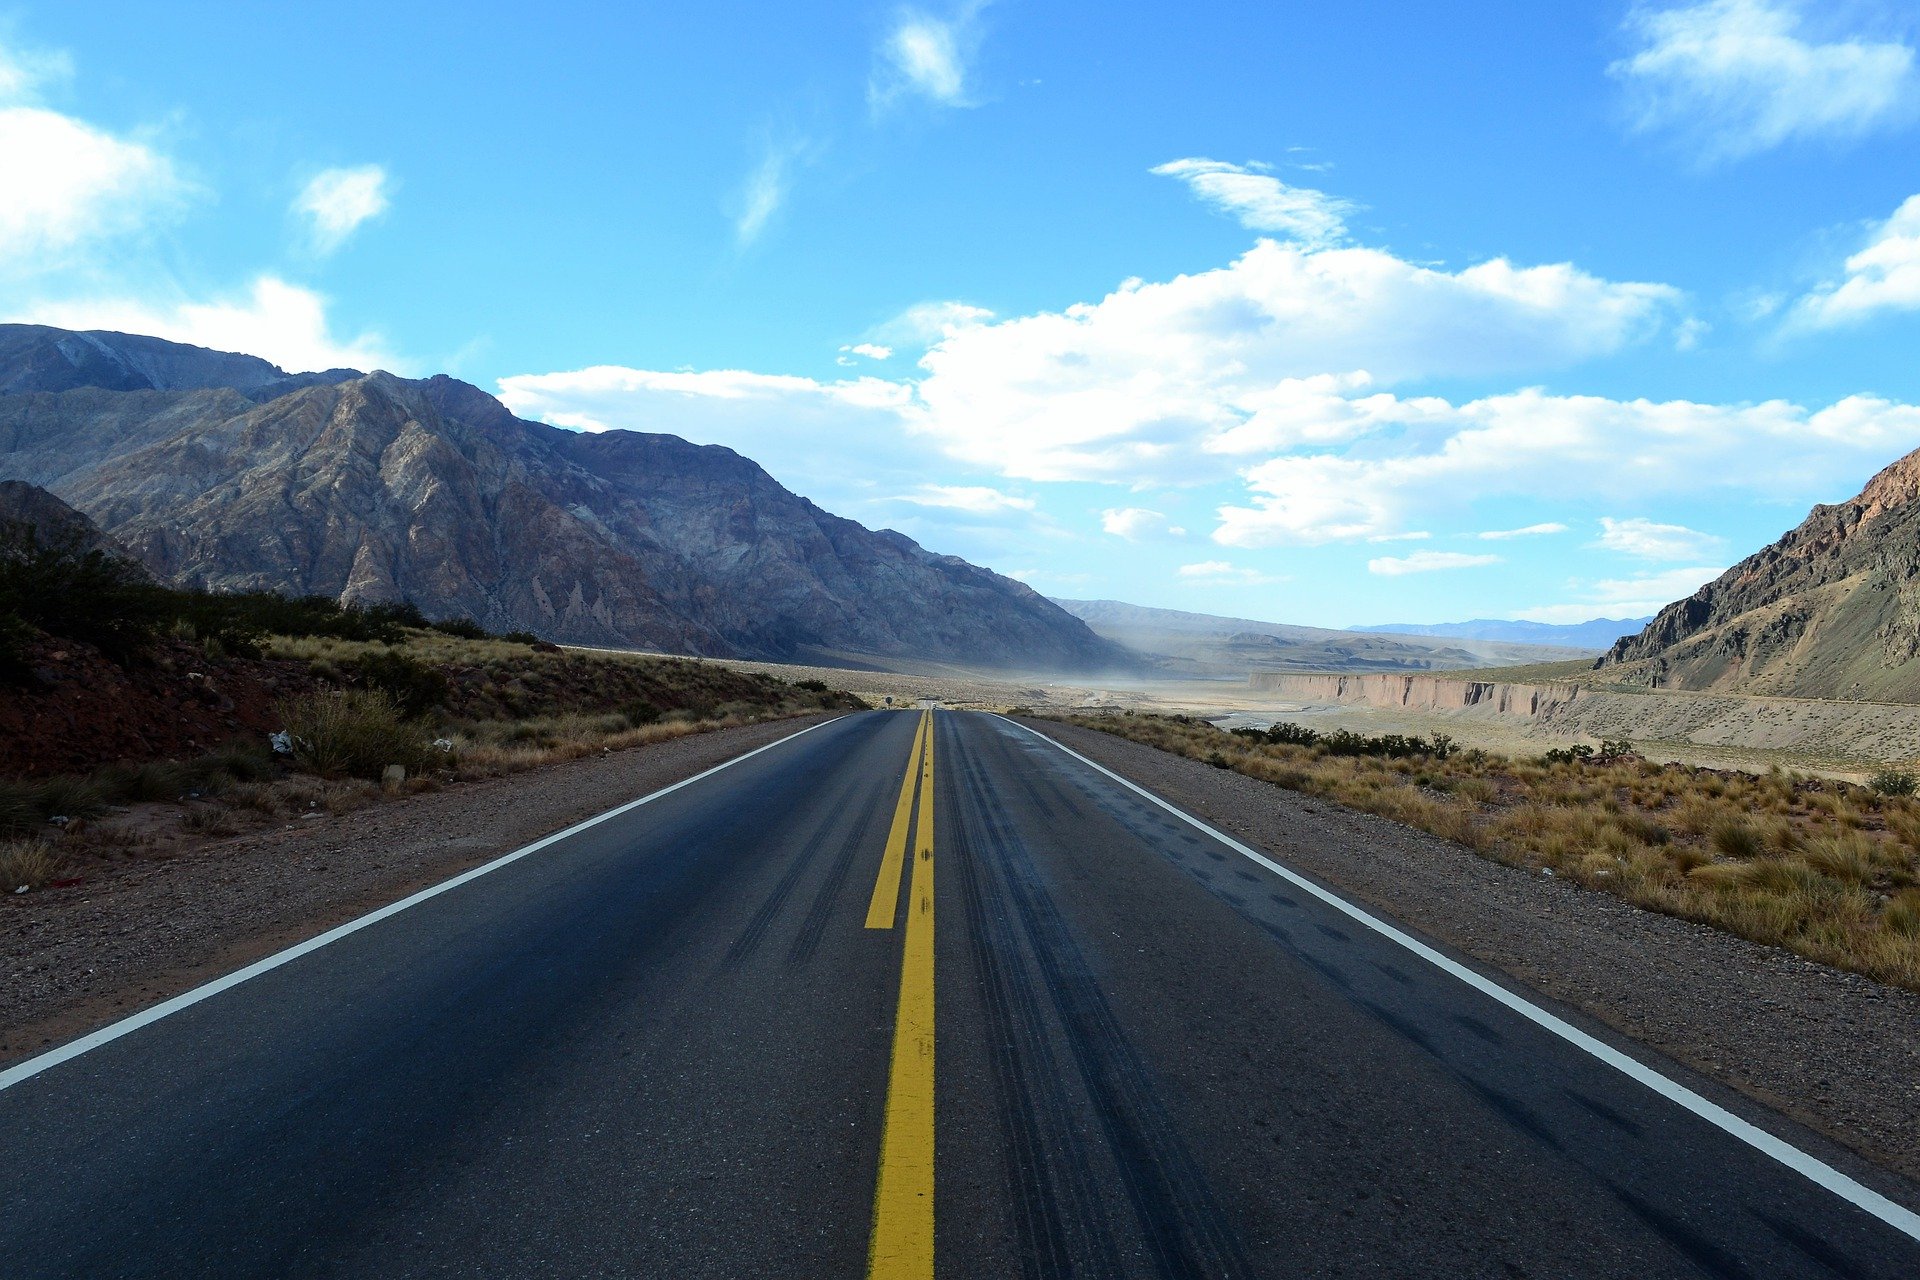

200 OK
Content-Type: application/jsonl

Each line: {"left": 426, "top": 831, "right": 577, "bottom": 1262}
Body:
{"left": 1349, "top": 617, "right": 1650, "bottom": 650}
{"left": 1600, "top": 448, "right": 1920, "bottom": 700}
{"left": 0, "top": 326, "right": 1124, "bottom": 671}
{"left": 1052, "top": 598, "right": 1588, "bottom": 676}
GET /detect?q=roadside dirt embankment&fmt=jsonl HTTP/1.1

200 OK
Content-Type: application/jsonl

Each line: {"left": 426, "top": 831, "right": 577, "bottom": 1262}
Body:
{"left": 1250, "top": 672, "right": 1920, "bottom": 763}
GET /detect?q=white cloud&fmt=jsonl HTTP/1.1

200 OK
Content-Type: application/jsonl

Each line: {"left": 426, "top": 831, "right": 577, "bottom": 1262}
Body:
{"left": 1215, "top": 389, "right": 1920, "bottom": 547}
{"left": 1478, "top": 522, "right": 1568, "bottom": 540}
{"left": 1151, "top": 158, "right": 1355, "bottom": 247}
{"left": 15, "top": 276, "right": 404, "bottom": 374}
{"left": 734, "top": 143, "right": 798, "bottom": 246}
{"left": 1614, "top": 1, "right": 1919, "bottom": 159}
{"left": 893, "top": 484, "right": 1034, "bottom": 514}
{"left": 1791, "top": 193, "right": 1920, "bottom": 328}
{"left": 871, "top": 4, "right": 984, "bottom": 110}
{"left": 907, "top": 239, "right": 1682, "bottom": 482}
{"left": 843, "top": 342, "right": 894, "bottom": 361}
{"left": 1367, "top": 551, "right": 1501, "bottom": 577}
{"left": 294, "top": 165, "right": 390, "bottom": 254}
{"left": 0, "top": 48, "right": 187, "bottom": 269}
{"left": 875, "top": 299, "right": 995, "bottom": 348}
{"left": 1367, "top": 530, "right": 1431, "bottom": 543}
{"left": 1100, "top": 507, "right": 1184, "bottom": 540}
{"left": 1515, "top": 565, "right": 1727, "bottom": 624}
{"left": 1177, "top": 559, "right": 1284, "bottom": 585}
{"left": 1594, "top": 516, "right": 1724, "bottom": 560}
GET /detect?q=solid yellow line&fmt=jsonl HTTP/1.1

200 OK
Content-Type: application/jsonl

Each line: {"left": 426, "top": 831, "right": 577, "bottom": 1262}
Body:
{"left": 865, "top": 711, "right": 928, "bottom": 930}
{"left": 868, "top": 712, "right": 936, "bottom": 1279}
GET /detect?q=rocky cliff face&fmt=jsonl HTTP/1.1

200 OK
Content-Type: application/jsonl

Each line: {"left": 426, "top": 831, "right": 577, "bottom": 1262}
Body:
{"left": 1599, "top": 448, "right": 1920, "bottom": 701}
{"left": 0, "top": 326, "right": 1124, "bottom": 672}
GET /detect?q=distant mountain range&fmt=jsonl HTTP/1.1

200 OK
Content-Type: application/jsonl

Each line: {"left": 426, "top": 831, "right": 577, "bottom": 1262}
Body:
{"left": 0, "top": 325, "right": 1124, "bottom": 672}
{"left": 1052, "top": 599, "right": 1589, "bottom": 676}
{"left": 1601, "top": 446, "right": 1920, "bottom": 701}
{"left": 1349, "top": 617, "right": 1652, "bottom": 651}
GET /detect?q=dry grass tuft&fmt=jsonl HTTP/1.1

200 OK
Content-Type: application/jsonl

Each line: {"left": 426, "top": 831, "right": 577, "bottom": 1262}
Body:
{"left": 0, "top": 839, "right": 63, "bottom": 891}
{"left": 1058, "top": 712, "right": 1920, "bottom": 992}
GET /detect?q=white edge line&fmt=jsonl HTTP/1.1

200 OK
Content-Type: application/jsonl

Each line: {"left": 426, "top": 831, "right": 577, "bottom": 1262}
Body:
{"left": 0, "top": 715, "right": 846, "bottom": 1095}
{"left": 993, "top": 714, "right": 1920, "bottom": 1244}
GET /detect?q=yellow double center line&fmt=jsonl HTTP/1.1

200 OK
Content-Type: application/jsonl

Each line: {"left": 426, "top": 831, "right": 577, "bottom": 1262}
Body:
{"left": 866, "top": 709, "right": 936, "bottom": 1279}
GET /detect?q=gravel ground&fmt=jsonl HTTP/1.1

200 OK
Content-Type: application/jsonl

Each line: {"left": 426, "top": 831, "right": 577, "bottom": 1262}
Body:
{"left": 1026, "top": 717, "right": 1920, "bottom": 1185}
{"left": 0, "top": 715, "right": 836, "bottom": 1065}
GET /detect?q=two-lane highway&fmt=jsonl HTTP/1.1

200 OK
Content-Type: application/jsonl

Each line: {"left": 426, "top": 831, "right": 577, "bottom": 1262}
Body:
{"left": 3, "top": 709, "right": 1918, "bottom": 1276}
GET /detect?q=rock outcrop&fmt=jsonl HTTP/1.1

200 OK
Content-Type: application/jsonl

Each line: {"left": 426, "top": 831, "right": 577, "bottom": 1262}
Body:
{"left": 0, "top": 326, "right": 1124, "bottom": 672}
{"left": 1249, "top": 672, "right": 1585, "bottom": 718}
{"left": 1599, "top": 448, "right": 1920, "bottom": 701}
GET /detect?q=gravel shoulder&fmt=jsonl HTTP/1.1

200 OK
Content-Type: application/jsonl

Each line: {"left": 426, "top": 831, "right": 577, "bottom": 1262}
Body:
{"left": 0, "top": 714, "right": 836, "bottom": 1065}
{"left": 1025, "top": 717, "right": 1920, "bottom": 1185}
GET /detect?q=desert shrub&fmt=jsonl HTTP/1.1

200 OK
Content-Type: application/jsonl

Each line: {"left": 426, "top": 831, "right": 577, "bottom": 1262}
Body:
{"left": 0, "top": 521, "right": 169, "bottom": 659}
{"left": 429, "top": 616, "right": 490, "bottom": 640}
{"left": 794, "top": 678, "right": 829, "bottom": 692}
{"left": 1267, "top": 721, "right": 1321, "bottom": 747}
{"left": 0, "top": 838, "right": 62, "bottom": 891}
{"left": 342, "top": 650, "right": 450, "bottom": 717}
{"left": 0, "top": 783, "right": 36, "bottom": 838}
{"left": 1542, "top": 744, "right": 1596, "bottom": 765}
{"left": 275, "top": 691, "right": 436, "bottom": 780}
{"left": 500, "top": 630, "right": 541, "bottom": 645}
{"left": 1599, "top": 738, "right": 1635, "bottom": 758}
{"left": 1868, "top": 768, "right": 1918, "bottom": 798}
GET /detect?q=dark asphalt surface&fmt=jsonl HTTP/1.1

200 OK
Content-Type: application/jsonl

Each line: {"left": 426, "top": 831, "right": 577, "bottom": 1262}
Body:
{"left": 2, "top": 709, "right": 1918, "bottom": 1277}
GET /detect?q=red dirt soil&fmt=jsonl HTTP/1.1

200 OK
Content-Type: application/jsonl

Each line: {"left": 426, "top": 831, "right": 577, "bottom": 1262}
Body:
{"left": 0, "top": 636, "right": 317, "bottom": 776}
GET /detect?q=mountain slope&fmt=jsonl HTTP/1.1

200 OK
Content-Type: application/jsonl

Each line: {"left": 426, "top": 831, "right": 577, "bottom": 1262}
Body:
{"left": 1599, "top": 448, "right": 1920, "bottom": 700}
{"left": 1052, "top": 598, "right": 1588, "bottom": 676}
{"left": 1350, "top": 617, "right": 1650, "bottom": 650}
{"left": 0, "top": 327, "right": 1122, "bottom": 672}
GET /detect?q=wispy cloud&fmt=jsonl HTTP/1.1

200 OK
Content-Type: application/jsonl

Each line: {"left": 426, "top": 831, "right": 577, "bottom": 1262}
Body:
{"left": 1594, "top": 516, "right": 1723, "bottom": 560}
{"left": 0, "top": 35, "right": 188, "bottom": 271}
{"left": 1367, "top": 551, "right": 1501, "bottom": 576}
{"left": 1477, "top": 522, "right": 1568, "bottom": 540}
{"left": 733, "top": 141, "right": 800, "bottom": 246}
{"left": 1790, "top": 192, "right": 1920, "bottom": 329}
{"left": 871, "top": 4, "right": 987, "bottom": 111}
{"left": 1177, "top": 559, "right": 1284, "bottom": 585}
{"left": 1613, "top": 1, "right": 1920, "bottom": 160}
{"left": 19, "top": 276, "right": 404, "bottom": 374}
{"left": 893, "top": 484, "right": 1035, "bottom": 514}
{"left": 1515, "top": 565, "right": 1727, "bottom": 623}
{"left": 1151, "top": 158, "right": 1355, "bottom": 247}
{"left": 294, "top": 165, "right": 390, "bottom": 254}
{"left": 1101, "top": 508, "right": 1185, "bottom": 540}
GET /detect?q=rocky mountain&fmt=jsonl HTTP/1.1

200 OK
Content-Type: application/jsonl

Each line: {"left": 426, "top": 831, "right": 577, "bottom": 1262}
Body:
{"left": 1052, "top": 598, "right": 1586, "bottom": 677}
{"left": 1350, "top": 617, "right": 1651, "bottom": 651}
{"left": 0, "top": 326, "right": 1124, "bottom": 672}
{"left": 1599, "top": 448, "right": 1920, "bottom": 700}
{"left": 0, "top": 480, "right": 143, "bottom": 568}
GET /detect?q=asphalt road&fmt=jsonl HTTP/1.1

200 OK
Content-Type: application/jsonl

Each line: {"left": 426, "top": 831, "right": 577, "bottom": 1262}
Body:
{"left": 3, "top": 709, "right": 1919, "bottom": 1277}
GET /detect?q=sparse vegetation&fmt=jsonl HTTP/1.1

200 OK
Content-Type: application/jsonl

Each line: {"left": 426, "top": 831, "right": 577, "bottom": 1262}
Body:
{"left": 1058, "top": 712, "right": 1920, "bottom": 991}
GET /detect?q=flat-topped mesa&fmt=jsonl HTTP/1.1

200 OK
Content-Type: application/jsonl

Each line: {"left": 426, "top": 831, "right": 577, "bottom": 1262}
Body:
{"left": 1250, "top": 672, "right": 1585, "bottom": 718}
{"left": 1598, "top": 442, "right": 1920, "bottom": 703}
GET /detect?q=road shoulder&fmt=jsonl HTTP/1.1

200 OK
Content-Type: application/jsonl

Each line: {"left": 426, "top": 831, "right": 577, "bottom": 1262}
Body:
{"left": 0, "top": 714, "right": 838, "bottom": 1065}
{"left": 1023, "top": 717, "right": 1920, "bottom": 1185}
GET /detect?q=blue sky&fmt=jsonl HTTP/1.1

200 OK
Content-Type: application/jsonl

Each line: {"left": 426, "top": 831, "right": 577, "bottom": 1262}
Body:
{"left": 9, "top": 2, "right": 1920, "bottom": 628}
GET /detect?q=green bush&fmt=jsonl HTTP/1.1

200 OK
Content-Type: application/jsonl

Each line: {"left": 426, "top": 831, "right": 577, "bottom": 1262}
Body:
{"left": 1869, "top": 768, "right": 1918, "bottom": 798}
{"left": 0, "top": 521, "right": 169, "bottom": 660}
{"left": 1543, "top": 744, "right": 1597, "bottom": 765}
{"left": 275, "top": 691, "right": 436, "bottom": 780}
{"left": 342, "top": 650, "right": 450, "bottom": 717}
{"left": 429, "top": 616, "right": 490, "bottom": 640}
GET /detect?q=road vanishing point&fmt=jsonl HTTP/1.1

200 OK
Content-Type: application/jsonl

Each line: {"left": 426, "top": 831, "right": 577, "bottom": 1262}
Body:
{"left": 3, "top": 710, "right": 1919, "bottom": 1277}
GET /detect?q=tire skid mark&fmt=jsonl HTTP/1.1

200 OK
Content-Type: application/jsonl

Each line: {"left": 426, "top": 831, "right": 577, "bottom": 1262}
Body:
{"left": 785, "top": 775, "right": 889, "bottom": 969}
{"left": 959, "top": 728, "right": 1253, "bottom": 1279}
{"left": 724, "top": 735, "right": 881, "bottom": 966}
{"left": 947, "top": 730, "right": 1117, "bottom": 1279}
